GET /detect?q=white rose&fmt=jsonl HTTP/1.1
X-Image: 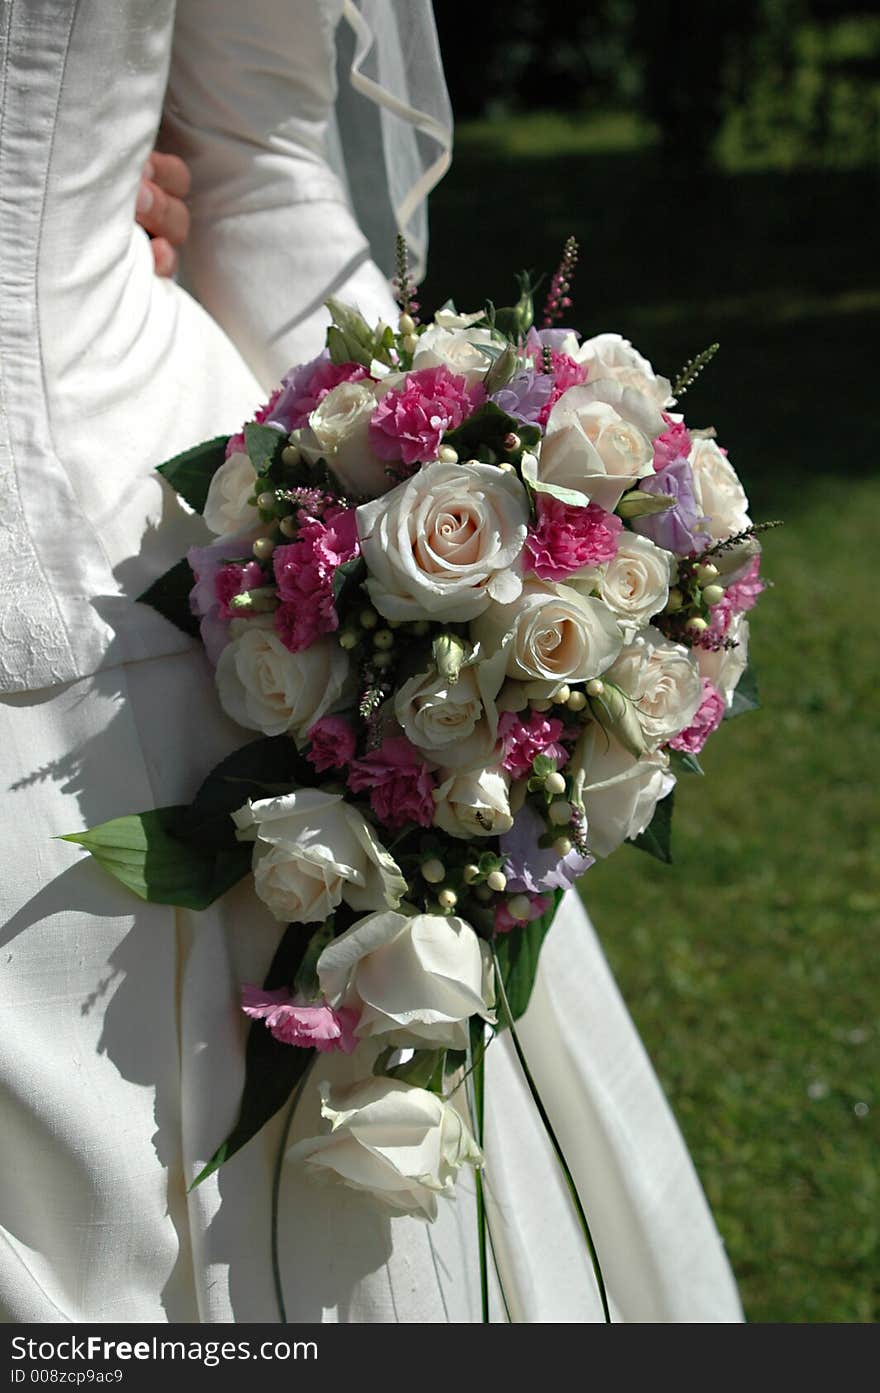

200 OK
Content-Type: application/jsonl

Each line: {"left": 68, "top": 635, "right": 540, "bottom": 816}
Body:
{"left": 216, "top": 627, "right": 348, "bottom": 740}
{"left": 395, "top": 665, "right": 501, "bottom": 771}
{"left": 306, "top": 380, "right": 391, "bottom": 498}
{"left": 472, "top": 579, "right": 622, "bottom": 693}
{"left": 689, "top": 437, "right": 751, "bottom": 542}
{"left": 538, "top": 380, "right": 663, "bottom": 512}
{"left": 433, "top": 767, "right": 513, "bottom": 839}
{"left": 288, "top": 1077, "right": 482, "bottom": 1220}
{"left": 572, "top": 533, "right": 673, "bottom": 632}
{"left": 203, "top": 452, "right": 257, "bottom": 537}
{"left": 578, "top": 729, "right": 675, "bottom": 858}
{"left": 697, "top": 614, "right": 750, "bottom": 707}
{"left": 357, "top": 460, "right": 529, "bottom": 622}
{"left": 606, "top": 627, "right": 703, "bottom": 749}
{"left": 317, "top": 910, "right": 495, "bottom": 1049}
{"left": 412, "top": 323, "right": 499, "bottom": 385}
{"left": 232, "top": 790, "right": 406, "bottom": 923}
{"left": 575, "top": 332, "right": 673, "bottom": 408}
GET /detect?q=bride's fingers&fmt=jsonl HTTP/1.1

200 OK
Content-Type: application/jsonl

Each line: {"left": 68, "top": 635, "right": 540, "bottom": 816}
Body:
{"left": 136, "top": 177, "right": 191, "bottom": 247}
{"left": 145, "top": 150, "right": 191, "bottom": 200}
{"left": 149, "top": 236, "right": 178, "bottom": 279}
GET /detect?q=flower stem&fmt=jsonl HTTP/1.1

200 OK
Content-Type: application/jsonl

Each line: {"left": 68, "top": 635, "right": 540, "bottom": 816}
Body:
{"left": 468, "top": 1028, "right": 490, "bottom": 1324}
{"left": 490, "top": 947, "right": 612, "bottom": 1323}
{"left": 270, "top": 1056, "right": 315, "bottom": 1324}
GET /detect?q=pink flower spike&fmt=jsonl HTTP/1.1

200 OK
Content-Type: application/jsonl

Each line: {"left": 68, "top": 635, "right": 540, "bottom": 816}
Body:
{"left": 525, "top": 497, "right": 622, "bottom": 582}
{"left": 368, "top": 366, "right": 484, "bottom": 467}
{"left": 669, "top": 678, "right": 726, "bottom": 755}
{"left": 242, "top": 986, "right": 359, "bottom": 1053}
{"left": 307, "top": 716, "right": 358, "bottom": 772}
{"left": 347, "top": 736, "right": 436, "bottom": 830}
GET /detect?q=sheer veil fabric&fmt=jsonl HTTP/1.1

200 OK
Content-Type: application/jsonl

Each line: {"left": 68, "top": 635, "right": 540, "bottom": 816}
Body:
{"left": 0, "top": 0, "right": 743, "bottom": 1321}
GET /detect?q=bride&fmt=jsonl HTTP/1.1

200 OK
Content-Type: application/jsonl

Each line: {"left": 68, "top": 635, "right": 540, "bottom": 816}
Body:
{"left": 0, "top": 0, "right": 742, "bottom": 1322}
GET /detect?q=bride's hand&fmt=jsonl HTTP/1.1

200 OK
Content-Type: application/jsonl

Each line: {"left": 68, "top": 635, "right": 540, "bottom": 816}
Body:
{"left": 136, "top": 151, "right": 192, "bottom": 278}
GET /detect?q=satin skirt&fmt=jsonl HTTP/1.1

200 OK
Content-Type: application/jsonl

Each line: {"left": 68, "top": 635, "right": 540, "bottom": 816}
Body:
{"left": 0, "top": 648, "right": 742, "bottom": 1322}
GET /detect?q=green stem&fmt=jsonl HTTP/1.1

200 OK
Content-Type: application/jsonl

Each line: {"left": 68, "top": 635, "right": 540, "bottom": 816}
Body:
{"left": 469, "top": 1027, "right": 490, "bottom": 1325}
{"left": 270, "top": 1056, "right": 315, "bottom": 1324}
{"left": 491, "top": 947, "right": 612, "bottom": 1324}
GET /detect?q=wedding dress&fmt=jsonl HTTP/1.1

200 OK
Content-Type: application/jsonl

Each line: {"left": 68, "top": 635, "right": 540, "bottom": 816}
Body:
{"left": 0, "top": 0, "right": 743, "bottom": 1322}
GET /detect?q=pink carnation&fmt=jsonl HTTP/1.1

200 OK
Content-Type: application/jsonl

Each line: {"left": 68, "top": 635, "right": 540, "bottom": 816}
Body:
{"left": 524, "top": 497, "right": 622, "bottom": 581}
{"left": 284, "top": 359, "right": 368, "bottom": 430}
{"left": 347, "top": 736, "right": 436, "bottom": 830}
{"left": 532, "top": 349, "right": 588, "bottom": 427}
{"left": 306, "top": 716, "right": 358, "bottom": 773}
{"left": 669, "top": 678, "right": 726, "bottom": 755}
{"left": 704, "top": 594, "right": 733, "bottom": 644}
{"left": 495, "top": 893, "right": 551, "bottom": 935}
{"left": 499, "top": 710, "right": 569, "bottom": 779}
{"left": 213, "top": 560, "right": 265, "bottom": 620}
{"left": 225, "top": 385, "right": 285, "bottom": 458}
{"left": 653, "top": 414, "right": 692, "bottom": 472}
{"left": 242, "top": 986, "right": 359, "bottom": 1053}
{"left": 725, "top": 555, "right": 764, "bottom": 614}
{"left": 272, "top": 507, "right": 359, "bottom": 652}
{"left": 368, "top": 366, "right": 484, "bottom": 466}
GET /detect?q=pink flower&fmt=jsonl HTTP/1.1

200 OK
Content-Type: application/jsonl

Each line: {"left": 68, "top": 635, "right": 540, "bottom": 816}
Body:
{"left": 499, "top": 710, "right": 569, "bottom": 779}
{"left": 495, "top": 893, "right": 552, "bottom": 934}
{"left": 242, "top": 986, "right": 359, "bottom": 1053}
{"left": 306, "top": 716, "right": 358, "bottom": 773}
{"left": 225, "top": 385, "right": 285, "bottom": 458}
{"left": 669, "top": 678, "right": 726, "bottom": 755}
{"left": 272, "top": 507, "right": 359, "bottom": 652}
{"left": 347, "top": 736, "right": 436, "bottom": 830}
{"left": 368, "top": 366, "right": 484, "bottom": 466}
{"left": 653, "top": 414, "right": 692, "bottom": 472}
{"left": 283, "top": 358, "right": 369, "bottom": 430}
{"left": 725, "top": 555, "right": 764, "bottom": 614}
{"left": 525, "top": 497, "right": 622, "bottom": 581}
{"left": 704, "top": 594, "right": 733, "bottom": 644}
{"left": 531, "top": 349, "right": 587, "bottom": 427}
{"left": 214, "top": 560, "right": 265, "bottom": 620}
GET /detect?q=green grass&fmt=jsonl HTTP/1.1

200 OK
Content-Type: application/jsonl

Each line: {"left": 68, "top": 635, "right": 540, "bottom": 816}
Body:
{"left": 421, "top": 114, "right": 879, "bottom": 1322}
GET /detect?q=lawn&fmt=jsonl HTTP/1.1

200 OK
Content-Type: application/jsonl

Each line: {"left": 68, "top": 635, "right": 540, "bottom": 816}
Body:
{"left": 420, "top": 111, "right": 879, "bottom": 1323}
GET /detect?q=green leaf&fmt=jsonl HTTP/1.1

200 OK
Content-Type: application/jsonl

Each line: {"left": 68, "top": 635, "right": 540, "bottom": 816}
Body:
{"left": 138, "top": 558, "right": 200, "bottom": 639}
{"left": 493, "top": 889, "right": 563, "bottom": 1021}
{"left": 157, "top": 435, "right": 229, "bottom": 514}
{"left": 183, "top": 736, "right": 315, "bottom": 850}
{"left": 443, "top": 402, "right": 541, "bottom": 466}
{"left": 386, "top": 1048, "right": 447, "bottom": 1093}
{"left": 60, "top": 808, "right": 251, "bottom": 908}
{"left": 628, "top": 789, "right": 674, "bottom": 863}
{"left": 725, "top": 661, "right": 760, "bottom": 720}
{"left": 244, "top": 423, "right": 285, "bottom": 477}
{"left": 191, "top": 923, "right": 315, "bottom": 1188}
{"left": 670, "top": 749, "right": 705, "bottom": 776}
{"left": 331, "top": 554, "right": 366, "bottom": 611}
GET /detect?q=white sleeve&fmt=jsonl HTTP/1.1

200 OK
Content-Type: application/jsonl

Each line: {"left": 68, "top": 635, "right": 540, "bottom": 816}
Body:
{"left": 162, "top": 0, "right": 451, "bottom": 391}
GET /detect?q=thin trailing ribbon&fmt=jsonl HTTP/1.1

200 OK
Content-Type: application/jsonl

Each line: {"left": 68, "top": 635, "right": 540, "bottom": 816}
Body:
{"left": 271, "top": 1057, "right": 316, "bottom": 1324}
{"left": 491, "top": 945, "right": 612, "bottom": 1324}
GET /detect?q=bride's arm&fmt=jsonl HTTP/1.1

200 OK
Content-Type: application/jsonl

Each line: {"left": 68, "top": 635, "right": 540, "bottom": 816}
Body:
{"left": 160, "top": 0, "right": 411, "bottom": 389}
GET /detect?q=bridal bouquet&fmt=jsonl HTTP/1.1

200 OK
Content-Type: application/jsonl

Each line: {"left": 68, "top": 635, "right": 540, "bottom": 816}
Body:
{"left": 66, "top": 240, "right": 772, "bottom": 1297}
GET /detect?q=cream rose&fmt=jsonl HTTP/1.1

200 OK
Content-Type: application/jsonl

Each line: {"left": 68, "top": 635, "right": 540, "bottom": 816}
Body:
{"left": 697, "top": 614, "right": 750, "bottom": 707}
{"left": 357, "top": 460, "right": 529, "bottom": 622}
{"left": 606, "top": 628, "right": 703, "bottom": 749}
{"left": 203, "top": 452, "right": 258, "bottom": 537}
{"left": 575, "top": 332, "right": 673, "bottom": 408}
{"left": 689, "top": 437, "right": 751, "bottom": 542}
{"left": 572, "top": 533, "right": 673, "bottom": 632}
{"left": 577, "top": 729, "right": 675, "bottom": 858}
{"left": 472, "top": 579, "right": 622, "bottom": 694}
{"left": 412, "top": 323, "right": 500, "bottom": 385}
{"left": 317, "top": 910, "right": 495, "bottom": 1049}
{"left": 288, "top": 1077, "right": 482, "bottom": 1220}
{"left": 537, "top": 379, "right": 663, "bottom": 512}
{"left": 306, "top": 379, "right": 392, "bottom": 497}
{"left": 216, "top": 627, "right": 348, "bottom": 740}
{"left": 394, "top": 665, "right": 501, "bottom": 771}
{"left": 232, "top": 790, "right": 406, "bottom": 923}
{"left": 433, "top": 767, "right": 513, "bottom": 840}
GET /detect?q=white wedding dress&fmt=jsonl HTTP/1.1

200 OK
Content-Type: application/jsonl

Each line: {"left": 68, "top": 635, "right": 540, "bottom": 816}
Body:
{"left": 0, "top": 0, "right": 743, "bottom": 1323}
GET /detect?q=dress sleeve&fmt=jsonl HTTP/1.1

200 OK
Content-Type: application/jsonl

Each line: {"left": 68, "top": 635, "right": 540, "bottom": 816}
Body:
{"left": 161, "top": 0, "right": 450, "bottom": 390}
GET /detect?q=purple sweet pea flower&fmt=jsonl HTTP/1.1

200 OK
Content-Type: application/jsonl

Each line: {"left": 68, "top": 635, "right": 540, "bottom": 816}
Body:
{"left": 500, "top": 803, "right": 594, "bottom": 895}
{"left": 527, "top": 326, "right": 582, "bottom": 354}
{"left": 490, "top": 367, "right": 555, "bottom": 426}
{"left": 187, "top": 533, "right": 259, "bottom": 666}
{"left": 632, "top": 458, "right": 713, "bottom": 555}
